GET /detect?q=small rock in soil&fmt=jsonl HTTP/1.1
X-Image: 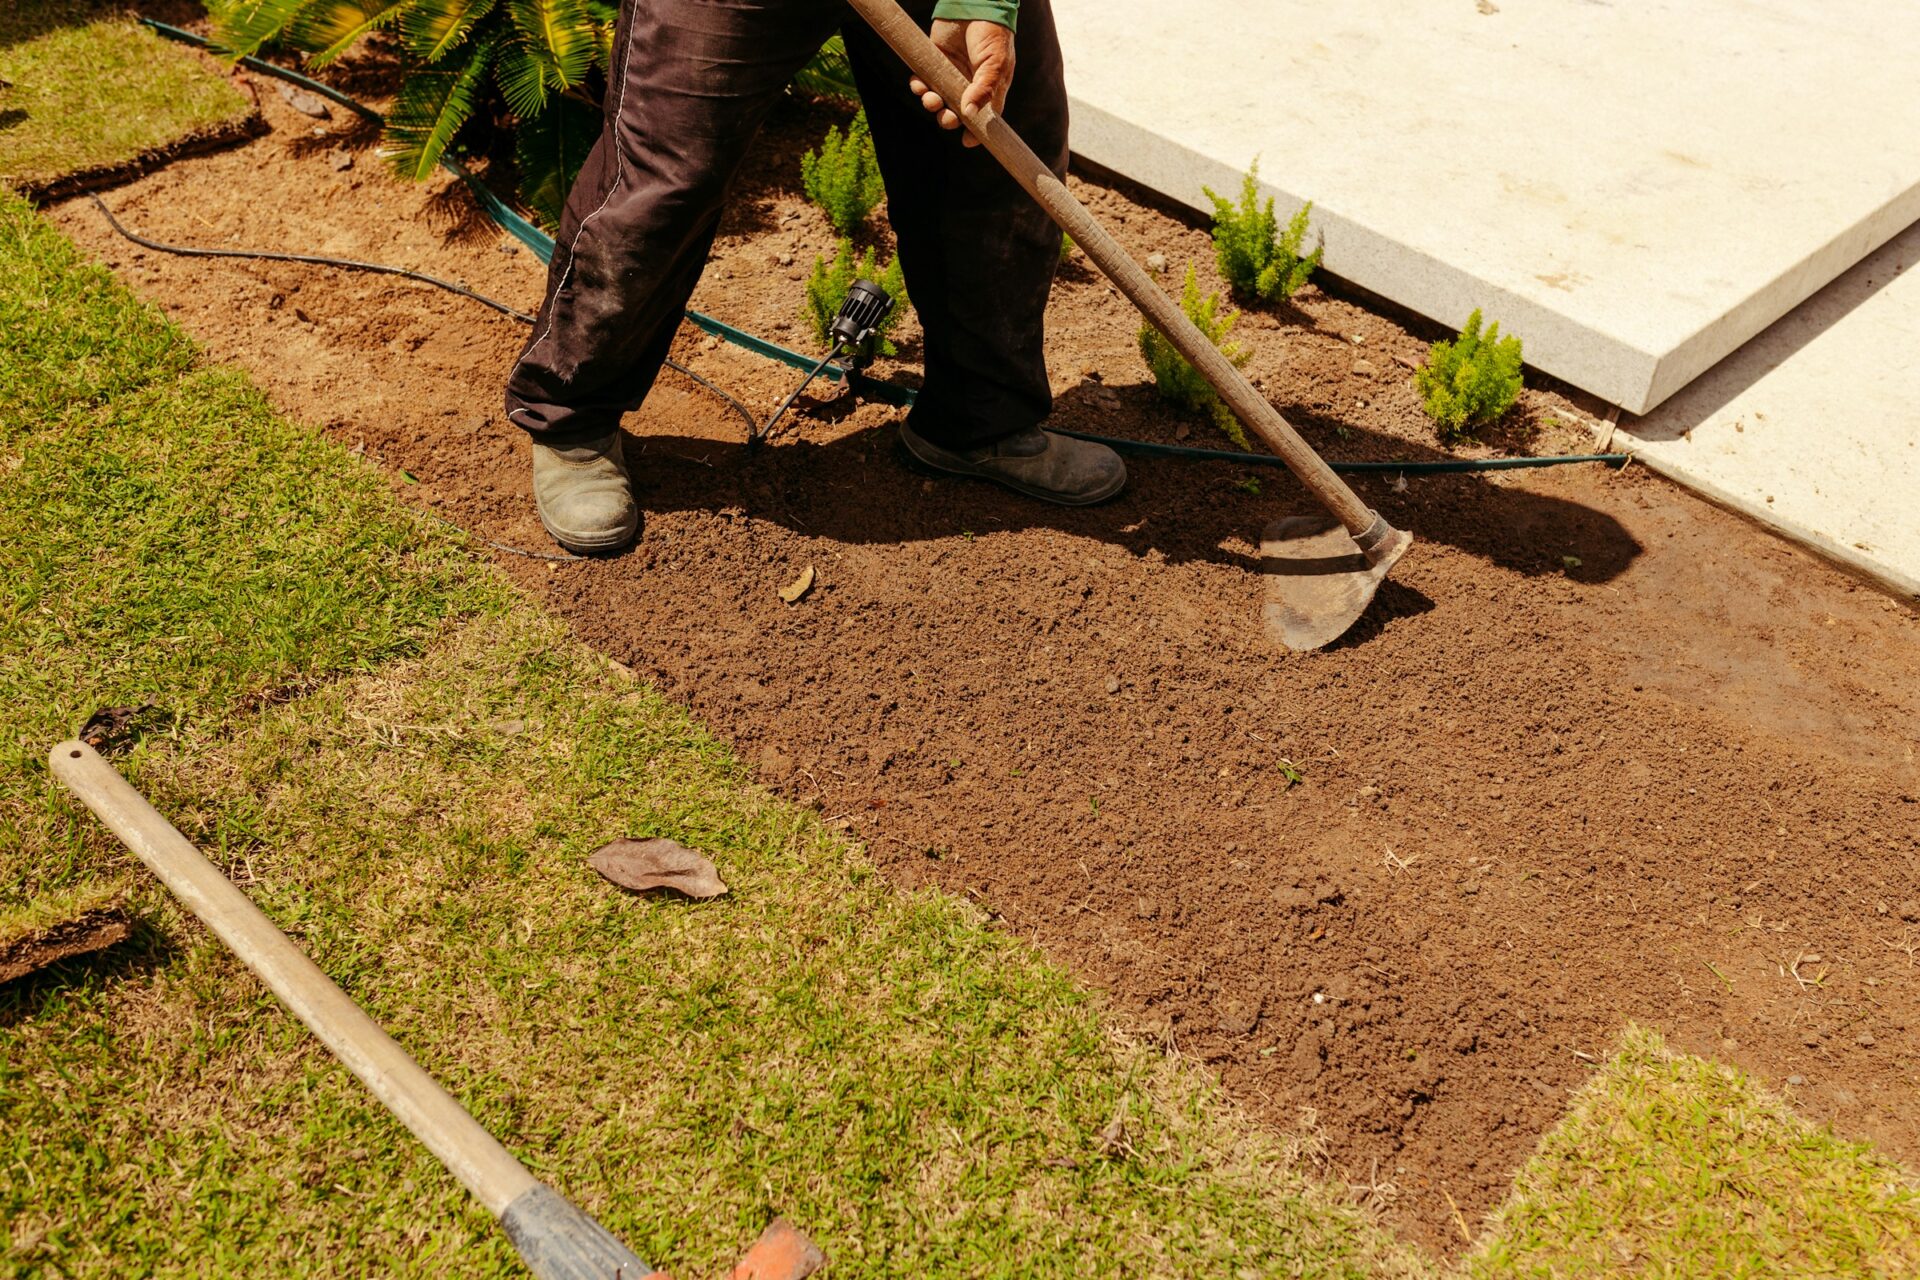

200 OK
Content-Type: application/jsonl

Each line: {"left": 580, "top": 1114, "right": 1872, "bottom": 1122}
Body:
{"left": 1858, "top": 1032, "right": 1877, "bottom": 1048}
{"left": 273, "top": 80, "right": 333, "bottom": 119}
{"left": 777, "top": 252, "right": 794, "bottom": 266}
{"left": 329, "top": 149, "right": 353, "bottom": 172}
{"left": 1104, "top": 674, "right": 1121, "bottom": 695}
{"left": 1134, "top": 897, "right": 1159, "bottom": 919}
{"left": 1145, "top": 252, "right": 1167, "bottom": 273}
{"left": 1787, "top": 1074, "right": 1806, "bottom": 1086}
{"left": 1901, "top": 901, "right": 1920, "bottom": 922}
{"left": 1216, "top": 997, "right": 1261, "bottom": 1035}
{"left": 1351, "top": 358, "right": 1379, "bottom": 378}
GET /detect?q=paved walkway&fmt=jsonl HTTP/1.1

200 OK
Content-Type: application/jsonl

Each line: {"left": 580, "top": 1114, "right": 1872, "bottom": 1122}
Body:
{"left": 1056, "top": 0, "right": 1920, "bottom": 413}
{"left": 1618, "top": 220, "right": 1920, "bottom": 599}
{"left": 1056, "top": 0, "right": 1920, "bottom": 595}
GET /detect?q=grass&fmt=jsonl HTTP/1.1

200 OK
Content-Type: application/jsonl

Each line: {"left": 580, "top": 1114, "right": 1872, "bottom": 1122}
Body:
{"left": 1465, "top": 1028, "right": 1920, "bottom": 1277}
{"left": 0, "top": 3, "right": 253, "bottom": 192}
{"left": 0, "top": 187, "right": 1415, "bottom": 1277}
{"left": 4, "top": 182, "right": 1919, "bottom": 1277}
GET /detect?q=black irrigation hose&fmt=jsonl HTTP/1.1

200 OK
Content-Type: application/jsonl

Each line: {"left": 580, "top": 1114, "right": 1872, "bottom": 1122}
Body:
{"left": 1052, "top": 427, "right": 1630, "bottom": 474}
{"left": 84, "top": 193, "right": 773, "bottom": 563}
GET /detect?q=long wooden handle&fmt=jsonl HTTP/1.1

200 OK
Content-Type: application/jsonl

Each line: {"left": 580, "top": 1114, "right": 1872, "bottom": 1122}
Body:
{"left": 50, "top": 740, "right": 653, "bottom": 1280}
{"left": 846, "top": 0, "right": 1397, "bottom": 556}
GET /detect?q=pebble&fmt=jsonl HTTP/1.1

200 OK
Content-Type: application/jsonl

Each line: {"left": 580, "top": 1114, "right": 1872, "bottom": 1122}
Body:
{"left": 329, "top": 149, "right": 354, "bottom": 172}
{"left": 274, "top": 80, "right": 333, "bottom": 119}
{"left": 1104, "top": 674, "right": 1121, "bottom": 695}
{"left": 1787, "top": 1074, "right": 1805, "bottom": 1086}
{"left": 1901, "top": 901, "right": 1920, "bottom": 922}
{"left": 1145, "top": 251, "right": 1167, "bottom": 273}
{"left": 1351, "top": 358, "right": 1379, "bottom": 378}
{"left": 777, "top": 252, "right": 794, "bottom": 266}
{"left": 1858, "top": 1032, "right": 1877, "bottom": 1048}
{"left": 1134, "top": 897, "right": 1159, "bottom": 919}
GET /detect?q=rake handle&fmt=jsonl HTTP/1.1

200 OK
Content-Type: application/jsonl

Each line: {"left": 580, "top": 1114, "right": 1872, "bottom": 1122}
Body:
{"left": 49, "top": 740, "right": 655, "bottom": 1280}
{"left": 847, "top": 0, "right": 1397, "bottom": 557}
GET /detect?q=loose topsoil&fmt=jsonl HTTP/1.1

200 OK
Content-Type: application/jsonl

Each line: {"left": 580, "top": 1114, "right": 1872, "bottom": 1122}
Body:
{"left": 50, "top": 63, "right": 1920, "bottom": 1253}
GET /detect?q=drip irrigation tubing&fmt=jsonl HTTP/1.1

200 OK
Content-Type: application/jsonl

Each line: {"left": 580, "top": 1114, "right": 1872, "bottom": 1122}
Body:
{"left": 136, "top": 15, "right": 1633, "bottom": 480}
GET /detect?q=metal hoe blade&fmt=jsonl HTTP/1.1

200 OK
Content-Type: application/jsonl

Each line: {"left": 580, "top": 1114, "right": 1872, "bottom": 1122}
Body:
{"left": 1262, "top": 515, "right": 1413, "bottom": 650}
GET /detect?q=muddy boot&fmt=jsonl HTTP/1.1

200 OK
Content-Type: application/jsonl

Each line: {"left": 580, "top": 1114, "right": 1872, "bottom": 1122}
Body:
{"left": 896, "top": 423, "right": 1127, "bottom": 506}
{"left": 531, "top": 433, "right": 639, "bottom": 554}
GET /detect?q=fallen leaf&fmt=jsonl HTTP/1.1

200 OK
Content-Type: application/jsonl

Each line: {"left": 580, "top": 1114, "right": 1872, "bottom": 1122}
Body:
{"left": 779, "top": 564, "right": 815, "bottom": 604}
{"left": 587, "top": 838, "right": 729, "bottom": 899}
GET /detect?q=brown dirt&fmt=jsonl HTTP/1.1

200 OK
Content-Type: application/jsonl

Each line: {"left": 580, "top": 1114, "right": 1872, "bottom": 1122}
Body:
{"left": 0, "top": 909, "right": 133, "bottom": 984}
{"left": 48, "top": 72, "right": 1920, "bottom": 1254}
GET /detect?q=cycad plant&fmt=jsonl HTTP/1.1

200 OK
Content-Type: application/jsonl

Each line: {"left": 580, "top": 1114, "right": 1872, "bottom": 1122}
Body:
{"left": 210, "top": 0, "right": 615, "bottom": 227}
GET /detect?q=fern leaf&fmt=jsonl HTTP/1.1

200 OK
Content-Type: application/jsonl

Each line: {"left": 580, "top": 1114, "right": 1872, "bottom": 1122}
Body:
{"left": 506, "top": 0, "right": 594, "bottom": 90}
{"left": 289, "top": 0, "right": 406, "bottom": 65}
{"left": 400, "top": 0, "right": 496, "bottom": 62}
{"left": 385, "top": 34, "right": 496, "bottom": 180}
{"left": 514, "top": 95, "right": 601, "bottom": 229}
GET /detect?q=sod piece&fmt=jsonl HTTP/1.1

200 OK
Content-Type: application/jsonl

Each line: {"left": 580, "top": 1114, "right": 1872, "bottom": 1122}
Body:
{"left": 1464, "top": 1027, "right": 1920, "bottom": 1277}
{"left": 0, "top": 5, "right": 257, "bottom": 197}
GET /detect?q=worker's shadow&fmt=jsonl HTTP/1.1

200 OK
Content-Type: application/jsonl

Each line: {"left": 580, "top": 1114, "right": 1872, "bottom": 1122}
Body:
{"left": 619, "top": 378, "right": 1643, "bottom": 589}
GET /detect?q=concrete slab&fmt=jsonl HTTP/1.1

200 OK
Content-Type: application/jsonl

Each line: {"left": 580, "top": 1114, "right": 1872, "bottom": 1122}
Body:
{"left": 1616, "top": 220, "right": 1920, "bottom": 600}
{"left": 1055, "top": 0, "right": 1920, "bottom": 413}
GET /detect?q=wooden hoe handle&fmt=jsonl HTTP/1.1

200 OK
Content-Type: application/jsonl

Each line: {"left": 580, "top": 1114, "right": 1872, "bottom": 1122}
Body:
{"left": 50, "top": 740, "right": 657, "bottom": 1280}
{"left": 844, "top": 0, "right": 1402, "bottom": 560}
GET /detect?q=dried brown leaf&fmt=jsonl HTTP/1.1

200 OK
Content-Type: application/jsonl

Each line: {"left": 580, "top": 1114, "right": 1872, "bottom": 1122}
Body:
{"left": 778, "top": 564, "right": 815, "bottom": 604}
{"left": 587, "top": 838, "right": 729, "bottom": 900}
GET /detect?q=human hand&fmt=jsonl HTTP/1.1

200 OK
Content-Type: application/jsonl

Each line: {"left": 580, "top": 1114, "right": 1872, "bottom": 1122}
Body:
{"left": 910, "top": 18, "right": 1014, "bottom": 147}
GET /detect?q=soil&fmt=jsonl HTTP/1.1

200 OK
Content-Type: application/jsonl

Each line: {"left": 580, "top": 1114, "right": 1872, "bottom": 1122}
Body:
{"left": 0, "top": 909, "right": 133, "bottom": 985}
{"left": 47, "top": 62, "right": 1920, "bottom": 1254}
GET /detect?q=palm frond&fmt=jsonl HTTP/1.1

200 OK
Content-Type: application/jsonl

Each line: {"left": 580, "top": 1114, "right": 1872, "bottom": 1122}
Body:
{"left": 506, "top": 0, "right": 594, "bottom": 91}
{"left": 289, "top": 0, "right": 407, "bottom": 65}
{"left": 793, "top": 36, "right": 860, "bottom": 104}
{"left": 384, "top": 34, "right": 497, "bottom": 180}
{"left": 514, "top": 94, "right": 599, "bottom": 229}
{"left": 494, "top": 40, "right": 550, "bottom": 117}
{"left": 207, "top": 0, "right": 318, "bottom": 58}
{"left": 399, "top": 0, "right": 497, "bottom": 62}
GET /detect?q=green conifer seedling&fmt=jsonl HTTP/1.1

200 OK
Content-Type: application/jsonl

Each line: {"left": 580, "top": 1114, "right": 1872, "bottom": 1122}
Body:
{"left": 803, "top": 238, "right": 909, "bottom": 361}
{"left": 800, "top": 110, "right": 886, "bottom": 235}
{"left": 1203, "top": 159, "right": 1322, "bottom": 303}
{"left": 1415, "top": 309, "right": 1525, "bottom": 439}
{"left": 1139, "top": 266, "right": 1253, "bottom": 449}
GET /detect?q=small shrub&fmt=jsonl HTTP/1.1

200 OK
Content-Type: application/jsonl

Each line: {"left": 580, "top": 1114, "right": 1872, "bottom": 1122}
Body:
{"left": 1139, "top": 266, "right": 1252, "bottom": 449}
{"left": 1203, "top": 159, "right": 1321, "bottom": 303}
{"left": 803, "top": 237, "right": 908, "bottom": 361}
{"left": 801, "top": 110, "right": 886, "bottom": 235}
{"left": 1416, "top": 309, "right": 1524, "bottom": 439}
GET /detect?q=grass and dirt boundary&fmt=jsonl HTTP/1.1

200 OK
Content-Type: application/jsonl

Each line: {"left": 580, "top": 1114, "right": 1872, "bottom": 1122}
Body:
{"left": 4, "top": 13, "right": 1920, "bottom": 1277}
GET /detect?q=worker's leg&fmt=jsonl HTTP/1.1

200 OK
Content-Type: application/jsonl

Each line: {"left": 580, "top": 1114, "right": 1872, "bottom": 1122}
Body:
{"left": 840, "top": 0, "right": 1069, "bottom": 450}
{"left": 505, "top": 0, "right": 843, "bottom": 443}
{"left": 842, "top": 0, "right": 1121, "bottom": 504}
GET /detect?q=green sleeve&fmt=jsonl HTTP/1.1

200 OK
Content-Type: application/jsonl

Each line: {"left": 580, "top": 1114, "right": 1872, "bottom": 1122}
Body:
{"left": 929, "top": 0, "right": 1017, "bottom": 31}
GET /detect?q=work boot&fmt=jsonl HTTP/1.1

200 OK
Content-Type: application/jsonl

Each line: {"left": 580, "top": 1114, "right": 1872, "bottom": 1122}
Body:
{"left": 531, "top": 432, "right": 639, "bottom": 553}
{"left": 896, "top": 422, "right": 1127, "bottom": 506}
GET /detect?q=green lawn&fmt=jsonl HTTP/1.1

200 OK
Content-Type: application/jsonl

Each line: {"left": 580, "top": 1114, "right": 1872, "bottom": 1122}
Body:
{"left": 0, "top": 3, "right": 253, "bottom": 194}
{"left": 3, "top": 176, "right": 1918, "bottom": 1277}
{"left": 0, "top": 187, "right": 1416, "bottom": 1277}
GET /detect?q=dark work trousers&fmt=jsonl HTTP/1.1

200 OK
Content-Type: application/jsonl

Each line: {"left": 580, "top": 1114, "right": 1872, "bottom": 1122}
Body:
{"left": 504, "top": 0, "right": 1070, "bottom": 450}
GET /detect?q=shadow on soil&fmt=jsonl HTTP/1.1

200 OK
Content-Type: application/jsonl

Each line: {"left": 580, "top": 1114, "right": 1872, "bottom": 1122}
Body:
{"left": 615, "top": 387, "right": 1644, "bottom": 586}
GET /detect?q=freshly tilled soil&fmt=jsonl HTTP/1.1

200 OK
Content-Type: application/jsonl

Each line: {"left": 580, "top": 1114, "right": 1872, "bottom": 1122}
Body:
{"left": 50, "top": 73, "right": 1920, "bottom": 1253}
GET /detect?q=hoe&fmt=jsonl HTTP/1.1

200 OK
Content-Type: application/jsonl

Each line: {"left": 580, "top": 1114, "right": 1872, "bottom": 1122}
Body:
{"left": 849, "top": 0, "right": 1412, "bottom": 649}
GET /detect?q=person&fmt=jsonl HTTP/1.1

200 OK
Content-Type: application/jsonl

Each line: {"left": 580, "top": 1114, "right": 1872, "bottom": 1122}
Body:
{"left": 503, "top": 0, "right": 1127, "bottom": 553}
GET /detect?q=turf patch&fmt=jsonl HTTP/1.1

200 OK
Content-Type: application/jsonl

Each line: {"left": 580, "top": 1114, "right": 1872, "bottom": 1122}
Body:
{"left": 0, "top": 5, "right": 258, "bottom": 198}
